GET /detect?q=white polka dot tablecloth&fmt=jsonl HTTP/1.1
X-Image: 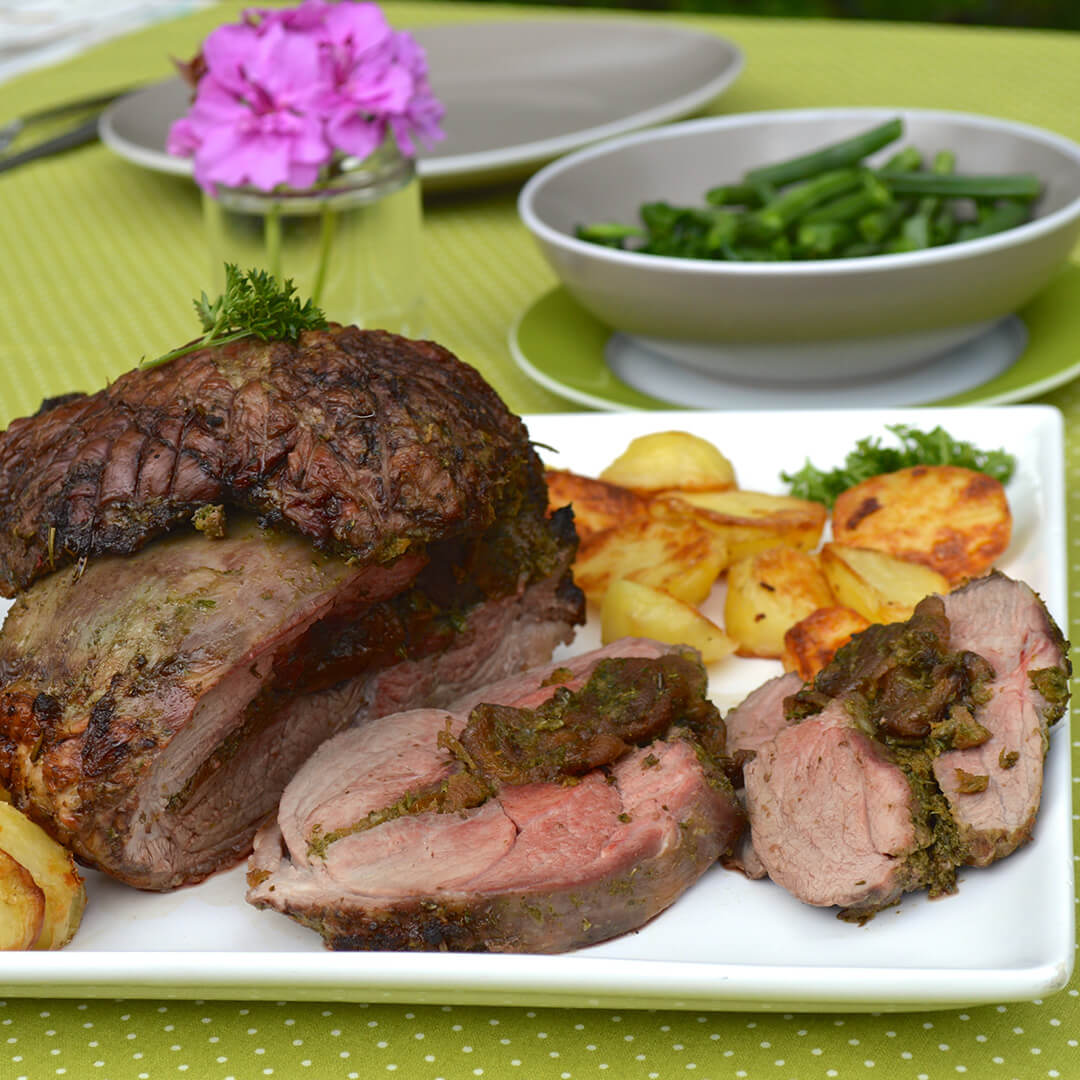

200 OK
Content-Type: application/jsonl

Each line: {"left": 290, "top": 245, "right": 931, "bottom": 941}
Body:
{"left": 5, "top": 995, "right": 1080, "bottom": 1078}
{"left": 3, "top": 4, "right": 1080, "bottom": 1079}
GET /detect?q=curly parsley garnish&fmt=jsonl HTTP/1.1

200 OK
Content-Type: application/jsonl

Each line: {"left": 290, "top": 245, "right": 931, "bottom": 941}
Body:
{"left": 145, "top": 264, "right": 328, "bottom": 369}
{"left": 782, "top": 424, "right": 1016, "bottom": 507}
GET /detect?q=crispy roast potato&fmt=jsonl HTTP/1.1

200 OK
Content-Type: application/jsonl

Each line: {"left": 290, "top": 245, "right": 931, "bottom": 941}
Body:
{"left": 601, "top": 579, "right": 736, "bottom": 662}
{"left": 665, "top": 490, "right": 827, "bottom": 562}
{"left": 0, "top": 848, "right": 45, "bottom": 951}
{"left": 782, "top": 605, "right": 873, "bottom": 681}
{"left": 831, "top": 464, "right": 1011, "bottom": 585}
{"left": 724, "top": 547, "right": 834, "bottom": 659}
{"left": 574, "top": 515, "right": 728, "bottom": 606}
{"left": 599, "top": 431, "right": 736, "bottom": 494}
{"left": 0, "top": 802, "right": 85, "bottom": 950}
{"left": 545, "top": 469, "right": 649, "bottom": 543}
{"left": 820, "top": 542, "right": 950, "bottom": 625}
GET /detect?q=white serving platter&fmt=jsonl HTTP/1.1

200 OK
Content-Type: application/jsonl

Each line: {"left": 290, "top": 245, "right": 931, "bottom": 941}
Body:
{"left": 0, "top": 406, "right": 1070, "bottom": 1011}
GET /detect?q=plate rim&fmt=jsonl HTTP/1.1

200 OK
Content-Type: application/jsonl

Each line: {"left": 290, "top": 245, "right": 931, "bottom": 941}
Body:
{"left": 98, "top": 18, "right": 744, "bottom": 188}
{"left": 509, "top": 285, "right": 1080, "bottom": 411}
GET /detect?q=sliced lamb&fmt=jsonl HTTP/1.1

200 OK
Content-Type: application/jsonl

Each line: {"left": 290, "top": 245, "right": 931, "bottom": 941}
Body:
{"left": 936, "top": 572, "right": 1071, "bottom": 865}
{"left": 0, "top": 515, "right": 580, "bottom": 891}
{"left": 744, "top": 699, "right": 929, "bottom": 913}
{"left": 724, "top": 670, "right": 802, "bottom": 761}
{"left": 742, "top": 571, "right": 1069, "bottom": 918}
{"left": 248, "top": 643, "right": 744, "bottom": 953}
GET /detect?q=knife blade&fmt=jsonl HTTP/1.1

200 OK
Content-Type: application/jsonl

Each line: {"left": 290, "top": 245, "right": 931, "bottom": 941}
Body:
{"left": 0, "top": 115, "right": 102, "bottom": 176}
{"left": 0, "top": 87, "right": 133, "bottom": 153}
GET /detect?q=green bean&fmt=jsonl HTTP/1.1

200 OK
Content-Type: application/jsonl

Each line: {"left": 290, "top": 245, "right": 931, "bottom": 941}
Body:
{"left": 880, "top": 146, "right": 923, "bottom": 172}
{"left": 955, "top": 199, "right": 1031, "bottom": 242}
{"left": 704, "top": 182, "right": 762, "bottom": 207}
{"left": 876, "top": 172, "right": 1042, "bottom": 199}
{"left": 932, "top": 205, "right": 957, "bottom": 245}
{"left": 704, "top": 209, "right": 740, "bottom": 250}
{"left": 897, "top": 150, "right": 956, "bottom": 250}
{"left": 744, "top": 118, "right": 903, "bottom": 189}
{"left": 753, "top": 169, "right": 863, "bottom": 233}
{"left": 572, "top": 120, "right": 1042, "bottom": 262}
{"left": 796, "top": 221, "right": 854, "bottom": 258}
{"left": 857, "top": 199, "right": 913, "bottom": 243}
{"left": 801, "top": 173, "right": 893, "bottom": 224}
{"left": 574, "top": 223, "right": 645, "bottom": 248}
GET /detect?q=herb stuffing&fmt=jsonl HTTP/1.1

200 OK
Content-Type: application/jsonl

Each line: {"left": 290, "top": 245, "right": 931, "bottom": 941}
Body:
{"left": 146, "top": 264, "right": 328, "bottom": 369}
{"left": 781, "top": 423, "right": 1016, "bottom": 508}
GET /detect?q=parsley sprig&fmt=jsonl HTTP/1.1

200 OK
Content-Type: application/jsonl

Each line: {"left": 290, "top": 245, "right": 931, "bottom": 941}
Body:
{"left": 145, "top": 264, "right": 328, "bottom": 369}
{"left": 782, "top": 424, "right": 1016, "bottom": 508}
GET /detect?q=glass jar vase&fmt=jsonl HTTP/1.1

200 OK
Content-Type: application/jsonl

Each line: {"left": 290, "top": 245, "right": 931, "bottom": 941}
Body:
{"left": 202, "top": 137, "right": 424, "bottom": 337}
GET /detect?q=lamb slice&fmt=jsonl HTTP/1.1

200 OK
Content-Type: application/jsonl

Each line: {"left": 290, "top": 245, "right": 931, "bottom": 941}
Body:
{"left": 744, "top": 699, "right": 930, "bottom": 915}
{"left": 936, "top": 572, "right": 1071, "bottom": 866}
{"left": 175, "top": 564, "right": 582, "bottom": 891}
{"left": 0, "top": 516, "right": 581, "bottom": 892}
{"left": 724, "top": 670, "right": 803, "bottom": 760}
{"left": 0, "top": 516, "right": 423, "bottom": 889}
{"left": 248, "top": 643, "right": 744, "bottom": 953}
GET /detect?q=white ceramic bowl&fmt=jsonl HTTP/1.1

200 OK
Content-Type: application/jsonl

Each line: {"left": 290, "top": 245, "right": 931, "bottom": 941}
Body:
{"left": 518, "top": 109, "right": 1080, "bottom": 384}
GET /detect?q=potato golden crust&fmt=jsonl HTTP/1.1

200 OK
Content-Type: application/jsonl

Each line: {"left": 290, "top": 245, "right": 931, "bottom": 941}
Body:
{"left": 782, "top": 605, "right": 872, "bottom": 681}
{"left": 0, "top": 847, "right": 45, "bottom": 950}
{"left": 544, "top": 469, "right": 649, "bottom": 543}
{"left": 574, "top": 515, "right": 728, "bottom": 606}
{"left": 664, "top": 491, "right": 827, "bottom": 563}
{"left": 725, "top": 548, "right": 834, "bottom": 659}
{"left": 831, "top": 465, "right": 1011, "bottom": 585}
{"left": 598, "top": 431, "right": 736, "bottom": 494}
{"left": 600, "top": 579, "right": 736, "bottom": 663}
{"left": 0, "top": 802, "right": 85, "bottom": 950}
{"left": 820, "top": 542, "right": 951, "bottom": 625}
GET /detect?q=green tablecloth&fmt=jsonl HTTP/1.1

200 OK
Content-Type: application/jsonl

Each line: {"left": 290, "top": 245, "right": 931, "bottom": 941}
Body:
{"left": 2, "top": 4, "right": 1080, "bottom": 1078}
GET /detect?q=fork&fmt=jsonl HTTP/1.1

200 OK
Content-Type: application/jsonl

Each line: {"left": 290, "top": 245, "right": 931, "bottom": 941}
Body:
{"left": 0, "top": 87, "right": 133, "bottom": 154}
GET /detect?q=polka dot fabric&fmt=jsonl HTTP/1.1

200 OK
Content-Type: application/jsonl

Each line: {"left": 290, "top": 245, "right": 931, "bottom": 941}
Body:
{"left": 3, "top": 4, "right": 1080, "bottom": 1079}
{"left": 4, "top": 997, "right": 1080, "bottom": 1078}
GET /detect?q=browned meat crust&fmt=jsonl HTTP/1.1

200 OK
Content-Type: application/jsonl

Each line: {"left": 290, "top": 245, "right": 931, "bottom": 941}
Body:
{"left": 0, "top": 327, "right": 540, "bottom": 595}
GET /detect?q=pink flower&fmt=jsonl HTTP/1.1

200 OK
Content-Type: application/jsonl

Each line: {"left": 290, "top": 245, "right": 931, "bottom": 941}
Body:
{"left": 167, "top": 0, "right": 444, "bottom": 194}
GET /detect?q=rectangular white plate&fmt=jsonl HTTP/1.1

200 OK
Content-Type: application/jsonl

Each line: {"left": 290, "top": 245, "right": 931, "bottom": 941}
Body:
{"left": 0, "top": 406, "right": 1071, "bottom": 1011}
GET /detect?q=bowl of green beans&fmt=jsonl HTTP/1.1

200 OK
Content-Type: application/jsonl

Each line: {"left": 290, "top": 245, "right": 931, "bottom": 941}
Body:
{"left": 517, "top": 109, "right": 1080, "bottom": 384}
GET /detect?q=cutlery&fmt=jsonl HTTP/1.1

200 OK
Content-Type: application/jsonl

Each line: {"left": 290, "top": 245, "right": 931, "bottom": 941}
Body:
{"left": 0, "top": 115, "right": 102, "bottom": 176}
{"left": 0, "top": 87, "right": 132, "bottom": 153}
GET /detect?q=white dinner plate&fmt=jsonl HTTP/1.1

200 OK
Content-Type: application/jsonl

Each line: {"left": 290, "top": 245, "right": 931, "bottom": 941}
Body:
{"left": 0, "top": 406, "right": 1070, "bottom": 1011}
{"left": 98, "top": 20, "right": 744, "bottom": 191}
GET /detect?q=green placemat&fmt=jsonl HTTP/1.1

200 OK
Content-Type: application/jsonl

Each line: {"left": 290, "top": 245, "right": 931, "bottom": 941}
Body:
{"left": 2, "top": 6, "right": 1080, "bottom": 1080}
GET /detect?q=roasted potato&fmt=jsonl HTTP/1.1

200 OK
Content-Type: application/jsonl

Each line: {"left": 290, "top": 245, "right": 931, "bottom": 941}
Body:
{"left": 0, "top": 848, "right": 45, "bottom": 951}
{"left": 820, "top": 542, "right": 950, "bottom": 625}
{"left": 782, "top": 605, "right": 872, "bottom": 681}
{"left": 831, "top": 464, "right": 1011, "bottom": 585}
{"left": 0, "top": 802, "right": 85, "bottom": 950}
{"left": 545, "top": 469, "right": 649, "bottom": 543}
{"left": 573, "top": 515, "right": 728, "bottom": 606}
{"left": 601, "top": 579, "right": 736, "bottom": 663}
{"left": 665, "top": 490, "right": 827, "bottom": 562}
{"left": 724, "top": 547, "right": 834, "bottom": 658}
{"left": 599, "top": 431, "right": 736, "bottom": 494}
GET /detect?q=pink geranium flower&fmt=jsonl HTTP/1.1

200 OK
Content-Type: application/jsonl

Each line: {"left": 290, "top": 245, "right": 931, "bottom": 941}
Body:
{"left": 167, "top": 0, "right": 444, "bottom": 194}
